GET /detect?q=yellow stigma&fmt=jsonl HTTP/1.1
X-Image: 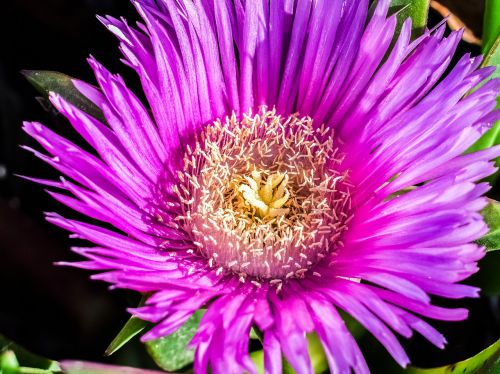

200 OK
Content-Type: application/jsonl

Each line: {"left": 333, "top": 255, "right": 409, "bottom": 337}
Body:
{"left": 238, "top": 171, "right": 290, "bottom": 219}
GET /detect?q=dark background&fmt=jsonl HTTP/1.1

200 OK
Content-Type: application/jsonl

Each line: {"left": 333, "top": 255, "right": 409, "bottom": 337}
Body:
{"left": 0, "top": 0, "right": 498, "bottom": 370}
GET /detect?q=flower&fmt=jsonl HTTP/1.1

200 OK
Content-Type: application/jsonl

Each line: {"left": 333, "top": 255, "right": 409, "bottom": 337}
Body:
{"left": 23, "top": 0, "right": 500, "bottom": 373}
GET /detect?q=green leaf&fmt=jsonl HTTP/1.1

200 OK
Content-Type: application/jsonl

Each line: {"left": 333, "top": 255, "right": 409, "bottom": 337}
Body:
{"left": 483, "top": 0, "right": 500, "bottom": 55}
{"left": 405, "top": 338, "right": 500, "bottom": 373}
{"left": 250, "top": 326, "right": 263, "bottom": 342}
{"left": 484, "top": 355, "right": 500, "bottom": 374}
{"left": 1, "top": 351, "right": 20, "bottom": 374}
{"left": 484, "top": 36, "right": 500, "bottom": 108}
{"left": 478, "top": 200, "right": 500, "bottom": 251}
{"left": 467, "top": 36, "right": 500, "bottom": 158}
{"left": 0, "top": 335, "right": 60, "bottom": 372}
{"left": 22, "top": 70, "right": 104, "bottom": 122}
{"left": 105, "top": 294, "right": 150, "bottom": 357}
{"left": 105, "top": 317, "right": 150, "bottom": 357}
{"left": 104, "top": 293, "right": 151, "bottom": 356}
{"left": 306, "top": 334, "right": 328, "bottom": 374}
{"left": 250, "top": 350, "right": 265, "bottom": 374}
{"left": 389, "top": 0, "right": 430, "bottom": 37}
{"left": 145, "top": 310, "right": 204, "bottom": 372}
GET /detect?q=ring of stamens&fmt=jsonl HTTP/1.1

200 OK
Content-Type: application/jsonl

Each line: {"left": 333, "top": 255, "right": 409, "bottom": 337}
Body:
{"left": 174, "top": 109, "right": 351, "bottom": 282}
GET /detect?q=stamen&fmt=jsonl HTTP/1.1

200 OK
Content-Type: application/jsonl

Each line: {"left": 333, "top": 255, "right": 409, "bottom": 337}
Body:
{"left": 174, "top": 108, "right": 352, "bottom": 281}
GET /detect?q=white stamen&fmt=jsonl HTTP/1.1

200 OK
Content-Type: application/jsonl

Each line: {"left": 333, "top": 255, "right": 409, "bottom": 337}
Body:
{"left": 173, "top": 109, "right": 352, "bottom": 281}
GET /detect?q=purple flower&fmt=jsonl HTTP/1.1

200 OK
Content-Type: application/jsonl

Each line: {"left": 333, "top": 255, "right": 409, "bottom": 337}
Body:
{"left": 23, "top": 0, "right": 500, "bottom": 373}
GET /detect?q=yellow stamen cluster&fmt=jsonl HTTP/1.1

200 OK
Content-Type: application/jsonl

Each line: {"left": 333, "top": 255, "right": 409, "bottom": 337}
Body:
{"left": 174, "top": 109, "right": 351, "bottom": 283}
{"left": 238, "top": 171, "right": 290, "bottom": 218}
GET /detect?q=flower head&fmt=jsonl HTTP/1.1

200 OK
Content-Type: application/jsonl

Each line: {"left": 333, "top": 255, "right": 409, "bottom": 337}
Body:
{"left": 23, "top": 0, "right": 500, "bottom": 373}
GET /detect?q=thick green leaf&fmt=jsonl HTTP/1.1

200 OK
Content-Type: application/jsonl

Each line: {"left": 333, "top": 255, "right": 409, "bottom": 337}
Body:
{"left": 484, "top": 36, "right": 500, "bottom": 109}
{"left": 145, "top": 310, "right": 204, "bottom": 372}
{"left": 105, "top": 317, "right": 150, "bottom": 357}
{"left": 483, "top": 0, "right": 500, "bottom": 55}
{"left": 1, "top": 351, "right": 20, "bottom": 374}
{"left": 0, "top": 335, "right": 60, "bottom": 372}
{"left": 22, "top": 70, "right": 104, "bottom": 122}
{"left": 405, "top": 338, "right": 500, "bottom": 373}
{"left": 389, "top": 0, "right": 430, "bottom": 37}
{"left": 250, "top": 350, "right": 265, "bottom": 374}
{"left": 305, "top": 334, "right": 328, "bottom": 374}
{"left": 484, "top": 354, "right": 500, "bottom": 374}
{"left": 478, "top": 199, "right": 500, "bottom": 251}
{"left": 467, "top": 36, "right": 500, "bottom": 156}
{"left": 13, "top": 369, "right": 56, "bottom": 374}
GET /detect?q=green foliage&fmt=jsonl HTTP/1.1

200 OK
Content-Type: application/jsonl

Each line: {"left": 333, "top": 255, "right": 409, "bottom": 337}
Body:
{"left": 104, "top": 292, "right": 150, "bottom": 357}
{"left": 478, "top": 200, "right": 500, "bottom": 251}
{"left": 361, "top": 332, "right": 500, "bottom": 374}
{"left": 0, "top": 335, "right": 60, "bottom": 373}
{"left": 305, "top": 334, "right": 328, "bottom": 374}
{"left": 250, "top": 326, "right": 263, "bottom": 342}
{"left": 483, "top": 0, "right": 500, "bottom": 55}
{"left": 467, "top": 35, "right": 500, "bottom": 161}
{"left": 389, "top": 0, "right": 430, "bottom": 37}
{"left": 22, "top": 70, "right": 104, "bottom": 122}
{"left": 105, "top": 317, "right": 150, "bottom": 357}
{"left": 1, "top": 351, "right": 20, "bottom": 374}
{"left": 406, "top": 339, "right": 500, "bottom": 374}
{"left": 250, "top": 350, "right": 265, "bottom": 374}
{"left": 145, "top": 310, "right": 204, "bottom": 372}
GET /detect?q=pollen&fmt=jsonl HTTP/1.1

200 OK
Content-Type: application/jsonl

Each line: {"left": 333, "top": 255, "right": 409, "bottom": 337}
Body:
{"left": 174, "top": 109, "right": 351, "bottom": 281}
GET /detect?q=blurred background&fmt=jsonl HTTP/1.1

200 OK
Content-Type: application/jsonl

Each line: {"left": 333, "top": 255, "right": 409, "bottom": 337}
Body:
{"left": 0, "top": 0, "right": 498, "bottom": 370}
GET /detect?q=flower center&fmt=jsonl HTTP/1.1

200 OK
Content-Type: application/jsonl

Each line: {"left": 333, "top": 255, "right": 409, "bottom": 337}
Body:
{"left": 174, "top": 109, "right": 351, "bottom": 284}
{"left": 237, "top": 171, "right": 290, "bottom": 219}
